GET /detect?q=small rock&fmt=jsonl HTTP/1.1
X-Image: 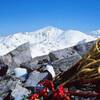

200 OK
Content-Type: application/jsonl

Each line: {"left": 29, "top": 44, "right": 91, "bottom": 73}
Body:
{"left": 0, "top": 76, "right": 21, "bottom": 99}
{"left": 14, "top": 68, "right": 27, "bottom": 77}
{"left": 14, "top": 68, "right": 28, "bottom": 81}
{"left": 11, "top": 83, "right": 30, "bottom": 100}
{"left": 24, "top": 71, "right": 48, "bottom": 87}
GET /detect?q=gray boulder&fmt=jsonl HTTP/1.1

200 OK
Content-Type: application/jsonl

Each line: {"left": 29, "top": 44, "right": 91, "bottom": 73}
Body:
{"left": 0, "top": 76, "right": 22, "bottom": 99}
{"left": 11, "top": 83, "right": 30, "bottom": 100}
{"left": 73, "top": 40, "right": 95, "bottom": 56}
{"left": 21, "top": 55, "right": 50, "bottom": 71}
{"left": 2, "top": 42, "right": 32, "bottom": 66}
{"left": 0, "top": 42, "right": 32, "bottom": 74}
{"left": 52, "top": 49, "right": 82, "bottom": 74}
{"left": 24, "top": 70, "right": 48, "bottom": 87}
{"left": 49, "top": 48, "right": 80, "bottom": 62}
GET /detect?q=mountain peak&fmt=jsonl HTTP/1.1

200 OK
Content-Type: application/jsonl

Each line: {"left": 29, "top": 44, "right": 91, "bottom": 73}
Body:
{"left": 34, "top": 26, "right": 64, "bottom": 33}
{"left": 39, "top": 26, "right": 62, "bottom": 30}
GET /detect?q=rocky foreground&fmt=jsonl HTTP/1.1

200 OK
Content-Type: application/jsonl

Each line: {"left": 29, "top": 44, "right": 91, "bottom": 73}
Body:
{"left": 0, "top": 40, "right": 96, "bottom": 100}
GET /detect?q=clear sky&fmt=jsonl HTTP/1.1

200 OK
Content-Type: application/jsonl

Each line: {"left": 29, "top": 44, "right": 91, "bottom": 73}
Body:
{"left": 0, "top": 0, "right": 100, "bottom": 35}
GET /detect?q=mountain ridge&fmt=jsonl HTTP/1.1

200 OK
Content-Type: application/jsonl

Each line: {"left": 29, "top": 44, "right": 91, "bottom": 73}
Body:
{"left": 0, "top": 26, "right": 96, "bottom": 58}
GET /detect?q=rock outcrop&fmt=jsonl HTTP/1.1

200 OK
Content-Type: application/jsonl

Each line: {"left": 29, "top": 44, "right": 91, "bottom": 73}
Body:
{"left": 0, "top": 41, "right": 95, "bottom": 99}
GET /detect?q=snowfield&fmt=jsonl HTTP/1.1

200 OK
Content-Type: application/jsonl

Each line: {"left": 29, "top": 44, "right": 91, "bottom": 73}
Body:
{"left": 0, "top": 26, "right": 96, "bottom": 58}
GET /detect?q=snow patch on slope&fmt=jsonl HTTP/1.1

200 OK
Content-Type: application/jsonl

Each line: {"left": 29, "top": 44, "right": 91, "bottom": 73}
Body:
{"left": 63, "top": 30, "right": 96, "bottom": 47}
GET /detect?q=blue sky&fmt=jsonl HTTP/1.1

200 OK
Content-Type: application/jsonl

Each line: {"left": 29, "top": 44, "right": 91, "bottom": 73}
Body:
{"left": 0, "top": 0, "right": 100, "bottom": 35}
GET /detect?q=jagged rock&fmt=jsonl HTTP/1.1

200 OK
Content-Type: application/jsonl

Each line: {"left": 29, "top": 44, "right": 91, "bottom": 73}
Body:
{"left": 21, "top": 55, "right": 50, "bottom": 71}
{"left": 0, "top": 76, "right": 22, "bottom": 99}
{"left": 21, "top": 47, "right": 82, "bottom": 75}
{"left": 2, "top": 43, "right": 32, "bottom": 66}
{"left": 24, "top": 71, "right": 48, "bottom": 87}
{"left": 30, "top": 55, "right": 50, "bottom": 65}
{"left": 49, "top": 53, "right": 58, "bottom": 62}
{"left": 11, "top": 83, "right": 30, "bottom": 100}
{"left": 49, "top": 48, "right": 79, "bottom": 62}
{"left": 0, "top": 63, "right": 8, "bottom": 76}
{"left": 10, "top": 42, "right": 32, "bottom": 66}
{"left": 73, "top": 41, "right": 95, "bottom": 56}
{"left": 52, "top": 50, "right": 82, "bottom": 74}
{"left": 0, "top": 43, "right": 32, "bottom": 74}
{"left": 21, "top": 63, "right": 41, "bottom": 71}
{"left": 0, "top": 54, "right": 13, "bottom": 67}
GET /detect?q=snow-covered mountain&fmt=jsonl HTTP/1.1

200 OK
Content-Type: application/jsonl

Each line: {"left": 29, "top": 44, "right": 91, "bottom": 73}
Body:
{"left": 89, "top": 30, "right": 100, "bottom": 38}
{"left": 0, "top": 26, "right": 96, "bottom": 58}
